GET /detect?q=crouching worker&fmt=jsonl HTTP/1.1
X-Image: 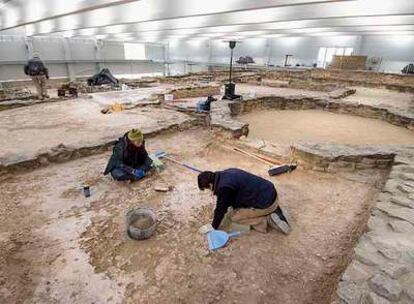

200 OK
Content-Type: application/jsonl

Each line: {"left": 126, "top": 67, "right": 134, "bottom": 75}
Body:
{"left": 196, "top": 95, "right": 217, "bottom": 112}
{"left": 198, "top": 168, "right": 291, "bottom": 234}
{"left": 104, "top": 129, "right": 153, "bottom": 181}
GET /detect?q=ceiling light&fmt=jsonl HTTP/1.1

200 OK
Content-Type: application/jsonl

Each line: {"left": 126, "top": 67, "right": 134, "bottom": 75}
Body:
{"left": 80, "top": 28, "right": 97, "bottom": 36}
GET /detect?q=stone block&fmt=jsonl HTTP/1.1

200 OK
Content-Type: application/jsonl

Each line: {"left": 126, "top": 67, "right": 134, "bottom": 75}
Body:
{"left": 367, "top": 215, "right": 388, "bottom": 232}
{"left": 355, "top": 240, "right": 386, "bottom": 267}
{"left": 368, "top": 274, "right": 402, "bottom": 301}
{"left": 337, "top": 281, "right": 364, "bottom": 304}
{"left": 380, "top": 263, "right": 410, "bottom": 279}
{"left": 342, "top": 260, "right": 374, "bottom": 283}
{"left": 376, "top": 201, "right": 414, "bottom": 225}
{"left": 388, "top": 220, "right": 414, "bottom": 233}
{"left": 390, "top": 196, "right": 414, "bottom": 209}
{"left": 362, "top": 292, "right": 391, "bottom": 304}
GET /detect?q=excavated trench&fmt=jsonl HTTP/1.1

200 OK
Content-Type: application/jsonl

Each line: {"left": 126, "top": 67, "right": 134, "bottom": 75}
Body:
{"left": 240, "top": 109, "right": 414, "bottom": 146}
{"left": 1, "top": 85, "right": 413, "bottom": 303}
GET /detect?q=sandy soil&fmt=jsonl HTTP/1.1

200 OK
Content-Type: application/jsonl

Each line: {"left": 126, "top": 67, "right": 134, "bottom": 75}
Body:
{"left": 344, "top": 87, "right": 414, "bottom": 111}
{"left": 0, "top": 129, "right": 387, "bottom": 304}
{"left": 241, "top": 109, "right": 414, "bottom": 146}
{"left": 0, "top": 100, "right": 192, "bottom": 164}
{"left": 236, "top": 84, "right": 329, "bottom": 99}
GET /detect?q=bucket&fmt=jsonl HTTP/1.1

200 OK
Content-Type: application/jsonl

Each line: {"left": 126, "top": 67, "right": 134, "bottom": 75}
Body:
{"left": 126, "top": 207, "right": 157, "bottom": 240}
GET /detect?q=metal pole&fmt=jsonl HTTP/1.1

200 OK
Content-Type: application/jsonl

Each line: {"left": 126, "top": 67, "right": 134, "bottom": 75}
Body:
{"left": 229, "top": 47, "right": 233, "bottom": 84}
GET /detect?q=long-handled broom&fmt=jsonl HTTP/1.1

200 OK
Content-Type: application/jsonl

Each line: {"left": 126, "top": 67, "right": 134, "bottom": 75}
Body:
{"left": 155, "top": 151, "right": 202, "bottom": 173}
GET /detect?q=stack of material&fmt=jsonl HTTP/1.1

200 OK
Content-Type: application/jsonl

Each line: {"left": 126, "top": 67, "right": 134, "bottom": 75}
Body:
{"left": 329, "top": 55, "right": 367, "bottom": 70}
{"left": 0, "top": 87, "right": 33, "bottom": 101}
{"left": 61, "top": 81, "right": 120, "bottom": 94}
{"left": 123, "top": 78, "right": 158, "bottom": 88}
{"left": 87, "top": 68, "right": 119, "bottom": 86}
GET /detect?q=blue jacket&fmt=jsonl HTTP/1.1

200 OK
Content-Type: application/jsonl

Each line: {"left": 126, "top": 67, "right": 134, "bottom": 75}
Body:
{"left": 211, "top": 168, "right": 277, "bottom": 228}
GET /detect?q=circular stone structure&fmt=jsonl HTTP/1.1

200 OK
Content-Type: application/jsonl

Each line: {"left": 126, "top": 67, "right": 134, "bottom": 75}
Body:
{"left": 240, "top": 109, "right": 414, "bottom": 145}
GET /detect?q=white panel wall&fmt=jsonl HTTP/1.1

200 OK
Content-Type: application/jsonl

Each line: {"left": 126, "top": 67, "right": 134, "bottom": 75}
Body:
{"left": 0, "top": 36, "right": 167, "bottom": 81}
{"left": 269, "top": 36, "right": 361, "bottom": 66}
{"left": 359, "top": 35, "right": 414, "bottom": 73}
{"left": 168, "top": 36, "right": 363, "bottom": 68}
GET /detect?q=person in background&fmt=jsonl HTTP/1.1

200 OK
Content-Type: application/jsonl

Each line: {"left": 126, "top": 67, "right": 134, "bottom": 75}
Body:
{"left": 24, "top": 53, "right": 50, "bottom": 100}
{"left": 196, "top": 95, "right": 217, "bottom": 112}
{"left": 198, "top": 168, "right": 291, "bottom": 234}
{"left": 104, "top": 129, "right": 153, "bottom": 181}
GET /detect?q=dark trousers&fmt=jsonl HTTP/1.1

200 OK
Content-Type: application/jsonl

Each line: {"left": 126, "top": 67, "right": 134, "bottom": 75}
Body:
{"left": 110, "top": 157, "right": 152, "bottom": 181}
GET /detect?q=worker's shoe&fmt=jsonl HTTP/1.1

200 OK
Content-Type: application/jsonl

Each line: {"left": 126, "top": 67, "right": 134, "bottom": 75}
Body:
{"left": 268, "top": 208, "right": 291, "bottom": 235}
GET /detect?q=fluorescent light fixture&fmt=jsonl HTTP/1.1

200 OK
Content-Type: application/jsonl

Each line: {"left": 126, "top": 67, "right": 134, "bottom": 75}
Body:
{"left": 201, "top": 33, "right": 225, "bottom": 38}
{"left": 79, "top": 28, "right": 97, "bottom": 36}
{"left": 262, "top": 34, "right": 285, "bottom": 38}
{"left": 62, "top": 30, "right": 75, "bottom": 38}
{"left": 59, "top": 15, "right": 80, "bottom": 31}
{"left": 5, "top": 7, "right": 19, "bottom": 27}
{"left": 39, "top": 20, "right": 54, "bottom": 34}
{"left": 106, "top": 24, "right": 125, "bottom": 34}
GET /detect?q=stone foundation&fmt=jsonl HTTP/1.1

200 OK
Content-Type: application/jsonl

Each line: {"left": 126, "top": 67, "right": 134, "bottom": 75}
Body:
{"left": 209, "top": 93, "right": 414, "bottom": 304}
{"left": 333, "top": 149, "right": 414, "bottom": 304}
{"left": 228, "top": 96, "right": 414, "bottom": 130}
{"left": 0, "top": 118, "right": 197, "bottom": 175}
{"left": 261, "top": 68, "right": 414, "bottom": 93}
{"left": 166, "top": 84, "right": 221, "bottom": 99}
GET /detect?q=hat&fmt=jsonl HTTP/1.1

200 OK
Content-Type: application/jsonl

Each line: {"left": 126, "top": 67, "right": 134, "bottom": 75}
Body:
{"left": 127, "top": 129, "right": 143, "bottom": 145}
{"left": 32, "top": 52, "right": 40, "bottom": 59}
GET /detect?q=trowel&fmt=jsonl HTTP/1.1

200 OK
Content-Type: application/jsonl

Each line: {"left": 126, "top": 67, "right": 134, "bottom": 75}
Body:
{"left": 207, "top": 230, "right": 241, "bottom": 251}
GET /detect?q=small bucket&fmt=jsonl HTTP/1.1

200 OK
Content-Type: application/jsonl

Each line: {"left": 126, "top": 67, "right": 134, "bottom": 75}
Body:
{"left": 126, "top": 207, "right": 157, "bottom": 240}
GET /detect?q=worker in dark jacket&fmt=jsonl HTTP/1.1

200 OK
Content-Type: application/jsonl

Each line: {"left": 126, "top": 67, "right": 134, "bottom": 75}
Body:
{"left": 104, "top": 129, "right": 153, "bottom": 181}
{"left": 198, "top": 168, "right": 290, "bottom": 234}
{"left": 23, "top": 53, "right": 49, "bottom": 100}
{"left": 196, "top": 95, "right": 217, "bottom": 112}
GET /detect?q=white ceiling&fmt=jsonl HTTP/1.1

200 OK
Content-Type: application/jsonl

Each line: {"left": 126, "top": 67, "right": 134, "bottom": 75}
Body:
{"left": 0, "top": 0, "right": 414, "bottom": 41}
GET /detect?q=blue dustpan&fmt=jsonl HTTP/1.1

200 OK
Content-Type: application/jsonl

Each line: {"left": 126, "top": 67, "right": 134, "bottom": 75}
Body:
{"left": 207, "top": 230, "right": 241, "bottom": 251}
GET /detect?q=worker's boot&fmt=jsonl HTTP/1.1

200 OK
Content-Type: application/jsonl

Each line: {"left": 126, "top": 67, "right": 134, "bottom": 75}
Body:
{"left": 268, "top": 207, "right": 291, "bottom": 234}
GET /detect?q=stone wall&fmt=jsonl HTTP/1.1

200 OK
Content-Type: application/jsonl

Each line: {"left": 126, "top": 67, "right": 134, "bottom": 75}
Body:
{"left": 0, "top": 119, "right": 197, "bottom": 175}
{"left": 209, "top": 94, "right": 414, "bottom": 304}
{"left": 262, "top": 68, "right": 414, "bottom": 93}
{"left": 167, "top": 84, "right": 221, "bottom": 99}
{"left": 228, "top": 96, "right": 414, "bottom": 130}
{"left": 333, "top": 148, "right": 414, "bottom": 304}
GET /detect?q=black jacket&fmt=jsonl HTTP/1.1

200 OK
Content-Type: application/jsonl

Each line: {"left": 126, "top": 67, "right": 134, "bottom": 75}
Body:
{"left": 104, "top": 134, "right": 149, "bottom": 175}
{"left": 212, "top": 168, "right": 277, "bottom": 229}
{"left": 24, "top": 58, "right": 49, "bottom": 77}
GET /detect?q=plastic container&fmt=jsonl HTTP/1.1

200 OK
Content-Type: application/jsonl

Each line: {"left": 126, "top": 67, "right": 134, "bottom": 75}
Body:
{"left": 164, "top": 94, "right": 174, "bottom": 101}
{"left": 126, "top": 207, "right": 157, "bottom": 240}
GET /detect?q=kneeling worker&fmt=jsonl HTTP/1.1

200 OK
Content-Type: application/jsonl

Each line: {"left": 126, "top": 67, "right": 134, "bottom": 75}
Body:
{"left": 198, "top": 168, "right": 290, "bottom": 234}
{"left": 196, "top": 95, "right": 217, "bottom": 112}
{"left": 104, "top": 129, "right": 153, "bottom": 181}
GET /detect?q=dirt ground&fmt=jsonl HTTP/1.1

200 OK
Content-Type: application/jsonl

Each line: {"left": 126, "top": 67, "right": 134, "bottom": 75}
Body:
{"left": 0, "top": 129, "right": 387, "bottom": 304}
{"left": 241, "top": 109, "right": 414, "bottom": 146}
{"left": 0, "top": 100, "right": 192, "bottom": 164}
{"left": 344, "top": 86, "right": 414, "bottom": 110}
{"left": 236, "top": 84, "right": 329, "bottom": 99}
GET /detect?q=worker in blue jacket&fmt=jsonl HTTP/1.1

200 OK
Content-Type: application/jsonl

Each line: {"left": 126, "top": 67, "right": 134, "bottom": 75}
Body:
{"left": 104, "top": 129, "right": 153, "bottom": 181}
{"left": 198, "top": 168, "right": 290, "bottom": 234}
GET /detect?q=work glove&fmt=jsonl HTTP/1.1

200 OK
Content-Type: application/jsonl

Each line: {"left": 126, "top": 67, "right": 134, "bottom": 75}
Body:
{"left": 132, "top": 169, "right": 145, "bottom": 179}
